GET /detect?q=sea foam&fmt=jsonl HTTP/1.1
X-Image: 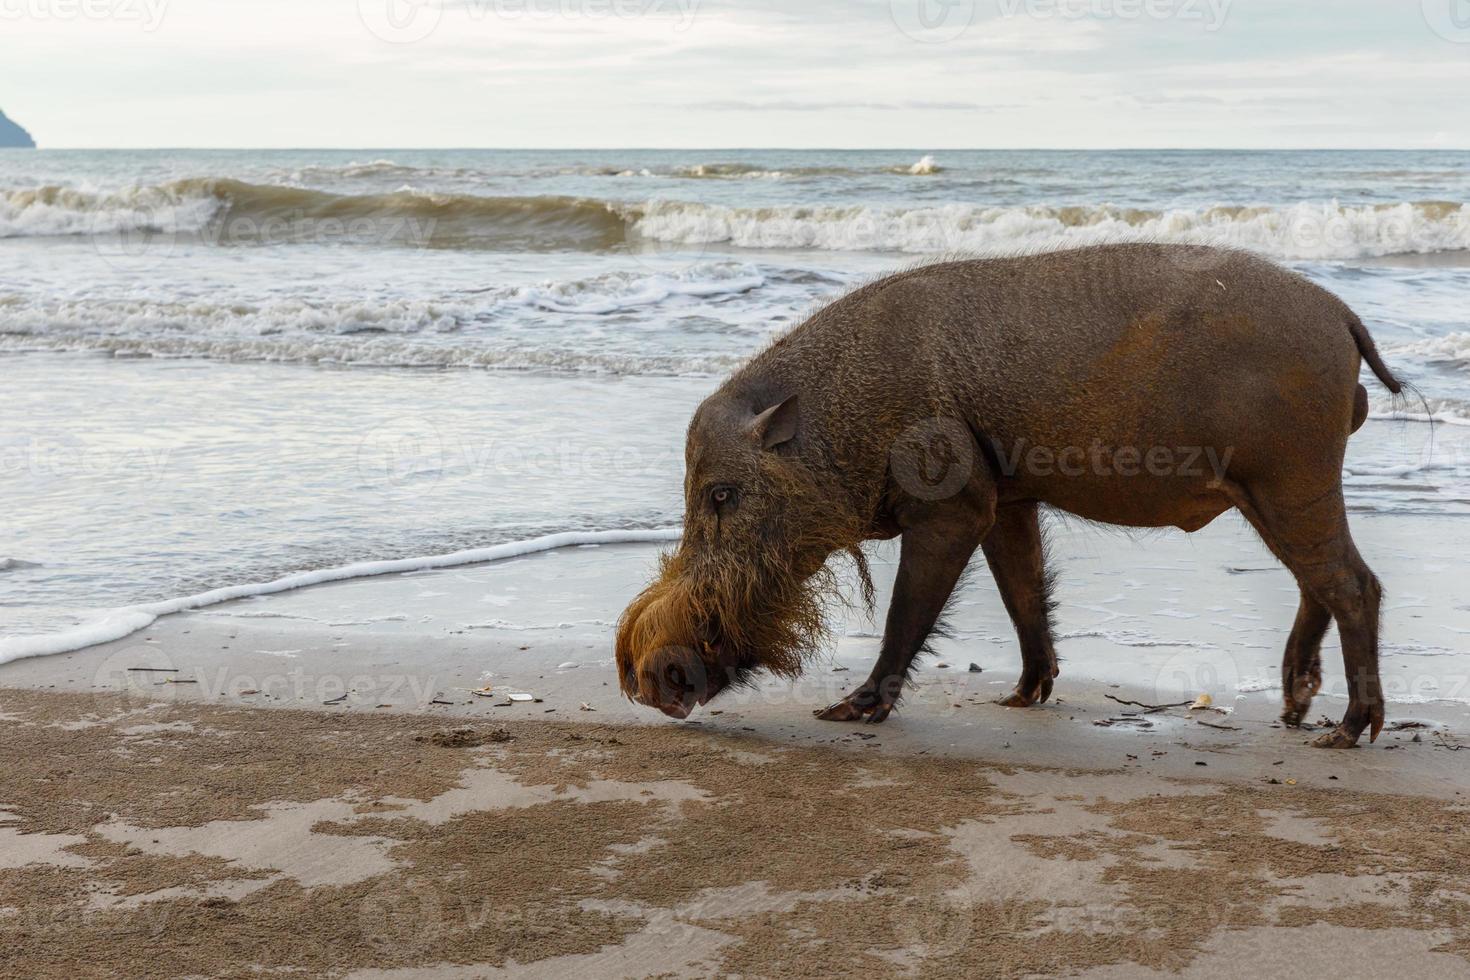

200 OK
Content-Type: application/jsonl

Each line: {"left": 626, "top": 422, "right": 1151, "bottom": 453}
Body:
{"left": 629, "top": 199, "right": 1470, "bottom": 261}
{"left": 0, "top": 528, "right": 680, "bottom": 667}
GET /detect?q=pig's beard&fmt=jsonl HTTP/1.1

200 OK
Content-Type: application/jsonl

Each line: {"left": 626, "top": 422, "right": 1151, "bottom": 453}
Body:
{"left": 617, "top": 461, "right": 873, "bottom": 696}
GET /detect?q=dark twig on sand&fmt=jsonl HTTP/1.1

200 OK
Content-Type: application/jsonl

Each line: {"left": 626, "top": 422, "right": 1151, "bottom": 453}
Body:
{"left": 1195, "top": 719, "right": 1241, "bottom": 731}
{"left": 128, "top": 667, "right": 180, "bottom": 673}
{"left": 1104, "top": 694, "right": 1192, "bottom": 713}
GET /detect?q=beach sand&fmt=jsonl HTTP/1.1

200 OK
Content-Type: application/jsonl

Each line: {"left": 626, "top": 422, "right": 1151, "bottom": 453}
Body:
{"left": 3, "top": 511, "right": 1470, "bottom": 977}
{"left": 2, "top": 686, "right": 1469, "bottom": 979}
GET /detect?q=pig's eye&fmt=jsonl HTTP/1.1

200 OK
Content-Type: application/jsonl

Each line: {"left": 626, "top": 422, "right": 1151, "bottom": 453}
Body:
{"left": 710, "top": 485, "right": 738, "bottom": 510}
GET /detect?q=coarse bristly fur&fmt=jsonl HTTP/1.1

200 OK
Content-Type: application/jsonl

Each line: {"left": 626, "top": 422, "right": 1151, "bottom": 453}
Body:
{"left": 615, "top": 448, "right": 872, "bottom": 712}
{"left": 617, "top": 242, "right": 1403, "bottom": 746}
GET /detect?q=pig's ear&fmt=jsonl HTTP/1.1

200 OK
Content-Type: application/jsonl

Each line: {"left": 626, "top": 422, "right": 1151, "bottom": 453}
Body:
{"left": 751, "top": 395, "right": 799, "bottom": 451}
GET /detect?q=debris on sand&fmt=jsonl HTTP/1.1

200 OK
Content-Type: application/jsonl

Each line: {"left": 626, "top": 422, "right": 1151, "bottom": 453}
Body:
{"left": 1094, "top": 717, "right": 1155, "bottom": 729}
{"left": 557, "top": 662, "right": 579, "bottom": 670}
{"left": 579, "top": 702, "right": 596, "bottom": 712}
{"left": 323, "top": 694, "right": 348, "bottom": 705}
{"left": 1104, "top": 694, "right": 1190, "bottom": 713}
{"left": 969, "top": 663, "right": 983, "bottom": 673}
{"left": 1190, "top": 693, "right": 1214, "bottom": 710}
{"left": 418, "top": 727, "right": 513, "bottom": 749}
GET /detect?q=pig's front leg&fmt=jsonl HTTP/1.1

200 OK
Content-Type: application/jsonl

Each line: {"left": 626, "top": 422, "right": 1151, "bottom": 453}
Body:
{"left": 816, "top": 495, "right": 992, "bottom": 723}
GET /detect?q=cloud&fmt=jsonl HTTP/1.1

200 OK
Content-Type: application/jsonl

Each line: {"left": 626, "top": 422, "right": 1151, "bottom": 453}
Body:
{"left": 1, "top": 0, "right": 1466, "bottom": 147}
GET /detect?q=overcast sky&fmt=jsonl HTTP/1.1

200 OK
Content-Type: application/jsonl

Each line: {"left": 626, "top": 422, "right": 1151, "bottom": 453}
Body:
{"left": 3, "top": 0, "right": 1469, "bottom": 148}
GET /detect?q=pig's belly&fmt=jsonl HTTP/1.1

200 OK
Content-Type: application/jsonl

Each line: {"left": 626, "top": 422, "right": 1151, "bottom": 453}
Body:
{"left": 1001, "top": 471, "right": 1236, "bottom": 533}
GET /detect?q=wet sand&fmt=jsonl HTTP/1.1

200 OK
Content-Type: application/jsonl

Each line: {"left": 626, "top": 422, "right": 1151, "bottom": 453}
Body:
{"left": 2, "top": 510, "right": 1469, "bottom": 976}
{"left": 2, "top": 687, "right": 1469, "bottom": 979}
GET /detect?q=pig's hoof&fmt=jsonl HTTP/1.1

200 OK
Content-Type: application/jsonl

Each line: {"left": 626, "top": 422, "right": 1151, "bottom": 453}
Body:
{"left": 1281, "top": 663, "right": 1321, "bottom": 727}
{"left": 1311, "top": 726, "right": 1361, "bottom": 749}
{"left": 1311, "top": 703, "right": 1384, "bottom": 748}
{"left": 815, "top": 690, "right": 894, "bottom": 724}
{"left": 997, "top": 676, "right": 1053, "bottom": 708}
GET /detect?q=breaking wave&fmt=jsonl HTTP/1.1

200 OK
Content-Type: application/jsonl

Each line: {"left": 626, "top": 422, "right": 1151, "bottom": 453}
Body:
{"left": 1385, "top": 332, "right": 1470, "bottom": 372}
{"left": 0, "top": 178, "right": 629, "bottom": 249}
{"left": 902, "top": 154, "right": 942, "bottom": 175}
{"left": 3, "top": 178, "right": 1468, "bottom": 260}
{"left": 628, "top": 199, "right": 1470, "bottom": 261}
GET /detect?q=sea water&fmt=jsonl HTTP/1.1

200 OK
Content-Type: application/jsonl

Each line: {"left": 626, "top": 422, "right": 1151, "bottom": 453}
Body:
{"left": 3, "top": 149, "right": 1469, "bottom": 665}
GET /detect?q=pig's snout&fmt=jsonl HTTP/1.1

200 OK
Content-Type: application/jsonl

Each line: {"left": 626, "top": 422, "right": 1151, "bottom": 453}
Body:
{"left": 632, "top": 646, "right": 721, "bottom": 719}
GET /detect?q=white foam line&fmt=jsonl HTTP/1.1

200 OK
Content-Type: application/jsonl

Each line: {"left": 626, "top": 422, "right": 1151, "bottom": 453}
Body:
{"left": 1368, "top": 410, "right": 1470, "bottom": 427}
{"left": 0, "top": 528, "right": 681, "bottom": 667}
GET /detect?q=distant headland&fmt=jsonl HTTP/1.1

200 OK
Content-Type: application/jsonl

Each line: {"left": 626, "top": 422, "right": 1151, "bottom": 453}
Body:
{"left": 0, "top": 109, "right": 36, "bottom": 148}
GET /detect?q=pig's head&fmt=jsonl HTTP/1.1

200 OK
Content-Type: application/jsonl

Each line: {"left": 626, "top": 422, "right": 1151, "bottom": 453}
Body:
{"left": 616, "top": 392, "right": 870, "bottom": 718}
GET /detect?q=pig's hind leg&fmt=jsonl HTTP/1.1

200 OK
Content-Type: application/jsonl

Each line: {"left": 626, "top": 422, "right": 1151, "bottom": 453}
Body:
{"left": 982, "top": 502, "right": 1061, "bottom": 707}
{"left": 1279, "top": 593, "right": 1331, "bottom": 727}
{"left": 1226, "top": 480, "right": 1385, "bottom": 748}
